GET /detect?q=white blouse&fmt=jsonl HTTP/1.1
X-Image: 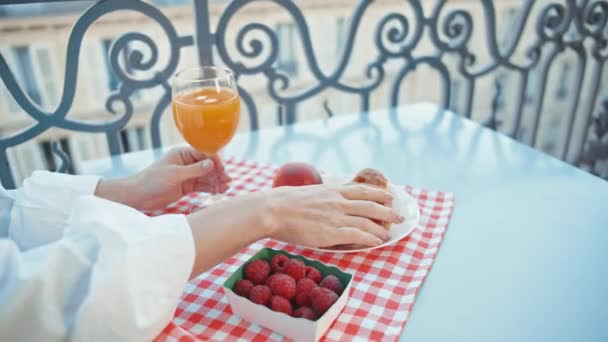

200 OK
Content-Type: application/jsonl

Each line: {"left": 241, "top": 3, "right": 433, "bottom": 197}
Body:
{"left": 0, "top": 171, "right": 195, "bottom": 341}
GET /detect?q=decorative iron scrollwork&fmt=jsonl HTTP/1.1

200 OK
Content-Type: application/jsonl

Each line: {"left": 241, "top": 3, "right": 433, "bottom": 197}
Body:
{"left": 0, "top": 0, "right": 606, "bottom": 187}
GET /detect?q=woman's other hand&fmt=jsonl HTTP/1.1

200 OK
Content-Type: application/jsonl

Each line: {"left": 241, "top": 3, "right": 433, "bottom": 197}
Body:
{"left": 96, "top": 147, "right": 231, "bottom": 211}
{"left": 265, "top": 184, "right": 403, "bottom": 248}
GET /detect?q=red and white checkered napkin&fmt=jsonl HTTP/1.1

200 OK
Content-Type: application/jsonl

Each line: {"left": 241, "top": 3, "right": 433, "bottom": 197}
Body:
{"left": 154, "top": 157, "right": 455, "bottom": 342}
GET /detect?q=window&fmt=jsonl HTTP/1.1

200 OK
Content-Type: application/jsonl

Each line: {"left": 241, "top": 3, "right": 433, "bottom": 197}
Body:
{"left": 555, "top": 61, "right": 570, "bottom": 100}
{"left": 102, "top": 39, "right": 120, "bottom": 92}
{"left": 2, "top": 45, "right": 58, "bottom": 111}
{"left": 120, "top": 129, "right": 131, "bottom": 152}
{"left": 82, "top": 41, "right": 111, "bottom": 106}
{"left": 275, "top": 23, "right": 297, "bottom": 76}
{"left": 13, "top": 46, "right": 42, "bottom": 105}
{"left": 31, "top": 46, "right": 59, "bottom": 109}
{"left": 501, "top": 8, "right": 518, "bottom": 50}
{"left": 450, "top": 79, "right": 461, "bottom": 111}
{"left": 0, "top": 3, "right": 88, "bottom": 18}
{"left": 541, "top": 122, "right": 559, "bottom": 155}
{"left": 40, "top": 138, "right": 74, "bottom": 174}
{"left": 120, "top": 125, "right": 148, "bottom": 152}
{"left": 336, "top": 17, "right": 347, "bottom": 57}
{"left": 6, "top": 141, "right": 46, "bottom": 186}
{"left": 0, "top": 47, "right": 23, "bottom": 114}
{"left": 525, "top": 71, "right": 538, "bottom": 105}
{"left": 135, "top": 126, "right": 147, "bottom": 150}
{"left": 516, "top": 127, "right": 527, "bottom": 141}
{"left": 494, "top": 73, "right": 508, "bottom": 112}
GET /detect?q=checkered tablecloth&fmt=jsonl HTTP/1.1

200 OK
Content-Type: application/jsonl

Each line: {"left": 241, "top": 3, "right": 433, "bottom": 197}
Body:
{"left": 154, "top": 157, "right": 455, "bottom": 342}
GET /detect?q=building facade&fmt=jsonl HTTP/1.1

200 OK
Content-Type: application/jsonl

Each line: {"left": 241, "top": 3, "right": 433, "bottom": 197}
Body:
{"left": 0, "top": 0, "right": 600, "bottom": 185}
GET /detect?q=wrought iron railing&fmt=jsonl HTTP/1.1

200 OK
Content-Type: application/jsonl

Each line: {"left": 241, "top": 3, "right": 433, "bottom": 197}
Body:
{"left": 0, "top": 0, "right": 607, "bottom": 188}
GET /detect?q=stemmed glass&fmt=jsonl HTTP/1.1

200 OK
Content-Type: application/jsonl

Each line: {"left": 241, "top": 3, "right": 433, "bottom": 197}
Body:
{"left": 172, "top": 66, "right": 241, "bottom": 205}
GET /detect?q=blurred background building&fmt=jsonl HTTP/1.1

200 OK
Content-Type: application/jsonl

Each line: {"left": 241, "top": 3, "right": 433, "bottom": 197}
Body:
{"left": 0, "top": 0, "right": 605, "bottom": 185}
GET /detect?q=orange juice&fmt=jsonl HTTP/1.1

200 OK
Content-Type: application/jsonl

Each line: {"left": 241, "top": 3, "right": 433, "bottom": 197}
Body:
{"left": 172, "top": 87, "right": 240, "bottom": 155}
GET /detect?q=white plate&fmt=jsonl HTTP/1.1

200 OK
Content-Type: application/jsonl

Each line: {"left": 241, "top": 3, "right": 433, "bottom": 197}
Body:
{"left": 306, "top": 175, "right": 420, "bottom": 254}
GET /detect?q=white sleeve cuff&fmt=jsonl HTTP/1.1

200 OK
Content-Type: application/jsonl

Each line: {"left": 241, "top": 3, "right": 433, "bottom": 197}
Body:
{"left": 68, "top": 196, "right": 194, "bottom": 341}
{"left": 21, "top": 171, "right": 101, "bottom": 204}
{"left": 0, "top": 196, "right": 194, "bottom": 342}
{"left": 9, "top": 171, "right": 102, "bottom": 250}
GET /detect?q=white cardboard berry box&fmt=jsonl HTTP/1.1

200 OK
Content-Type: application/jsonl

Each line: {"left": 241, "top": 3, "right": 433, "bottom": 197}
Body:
{"left": 222, "top": 247, "right": 353, "bottom": 342}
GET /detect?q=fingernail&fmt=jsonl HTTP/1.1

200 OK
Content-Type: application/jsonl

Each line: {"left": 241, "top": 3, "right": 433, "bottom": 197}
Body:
{"left": 393, "top": 212, "right": 405, "bottom": 223}
{"left": 391, "top": 212, "right": 404, "bottom": 223}
{"left": 201, "top": 159, "right": 214, "bottom": 170}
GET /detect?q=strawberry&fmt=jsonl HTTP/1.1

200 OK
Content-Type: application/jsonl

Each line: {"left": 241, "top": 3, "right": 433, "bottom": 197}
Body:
{"left": 284, "top": 259, "right": 306, "bottom": 281}
{"left": 244, "top": 260, "right": 271, "bottom": 285}
{"left": 249, "top": 285, "right": 272, "bottom": 306}
{"left": 310, "top": 287, "right": 338, "bottom": 316}
{"left": 270, "top": 296, "right": 293, "bottom": 315}
{"left": 320, "top": 275, "right": 344, "bottom": 295}
{"left": 293, "top": 306, "right": 316, "bottom": 320}
{"left": 267, "top": 273, "right": 296, "bottom": 300}
{"left": 305, "top": 266, "right": 322, "bottom": 284}
{"left": 270, "top": 254, "right": 289, "bottom": 273}
{"left": 295, "top": 278, "right": 317, "bottom": 307}
{"left": 234, "top": 279, "right": 254, "bottom": 297}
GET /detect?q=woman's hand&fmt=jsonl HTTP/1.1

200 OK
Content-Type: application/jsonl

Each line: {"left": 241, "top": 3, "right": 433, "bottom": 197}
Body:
{"left": 265, "top": 184, "right": 403, "bottom": 248}
{"left": 185, "top": 183, "right": 403, "bottom": 276}
{"left": 96, "top": 147, "right": 231, "bottom": 211}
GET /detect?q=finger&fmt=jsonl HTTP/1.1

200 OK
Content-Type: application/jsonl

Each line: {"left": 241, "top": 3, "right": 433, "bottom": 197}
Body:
{"left": 344, "top": 200, "right": 403, "bottom": 224}
{"left": 219, "top": 173, "right": 232, "bottom": 183}
{"left": 210, "top": 154, "right": 226, "bottom": 172}
{"left": 175, "top": 159, "right": 215, "bottom": 181}
{"left": 338, "top": 184, "right": 392, "bottom": 204}
{"left": 194, "top": 182, "right": 229, "bottom": 194}
{"left": 176, "top": 146, "right": 207, "bottom": 164}
{"left": 209, "top": 155, "right": 232, "bottom": 182}
{"left": 341, "top": 216, "right": 390, "bottom": 241}
{"left": 330, "top": 227, "right": 383, "bottom": 247}
{"left": 211, "top": 183, "right": 229, "bottom": 194}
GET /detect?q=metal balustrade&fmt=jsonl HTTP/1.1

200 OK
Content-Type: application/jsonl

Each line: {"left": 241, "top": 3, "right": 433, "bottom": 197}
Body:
{"left": 0, "top": 0, "right": 607, "bottom": 188}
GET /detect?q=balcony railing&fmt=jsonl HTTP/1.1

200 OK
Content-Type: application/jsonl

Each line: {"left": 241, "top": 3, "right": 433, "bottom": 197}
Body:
{"left": 0, "top": 0, "right": 607, "bottom": 188}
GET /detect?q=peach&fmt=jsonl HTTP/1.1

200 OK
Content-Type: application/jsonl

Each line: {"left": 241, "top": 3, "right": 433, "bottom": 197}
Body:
{"left": 272, "top": 162, "right": 323, "bottom": 187}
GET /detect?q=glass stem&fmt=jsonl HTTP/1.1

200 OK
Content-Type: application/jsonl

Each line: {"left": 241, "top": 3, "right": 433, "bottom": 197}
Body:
{"left": 203, "top": 153, "right": 224, "bottom": 206}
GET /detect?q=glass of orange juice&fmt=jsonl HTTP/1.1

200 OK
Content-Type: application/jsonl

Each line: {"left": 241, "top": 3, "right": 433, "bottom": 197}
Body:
{"left": 172, "top": 66, "right": 240, "bottom": 204}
